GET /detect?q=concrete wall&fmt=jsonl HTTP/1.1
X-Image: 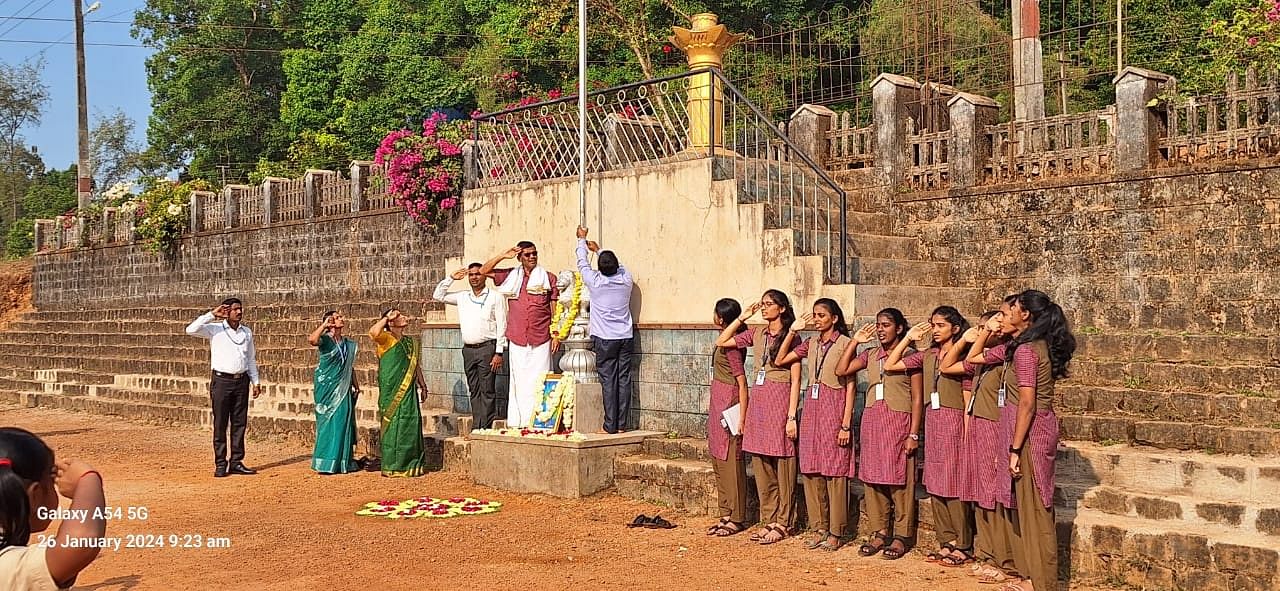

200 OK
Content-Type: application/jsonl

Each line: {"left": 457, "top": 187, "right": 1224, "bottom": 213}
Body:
{"left": 455, "top": 159, "right": 826, "bottom": 325}
{"left": 895, "top": 164, "right": 1280, "bottom": 332}
{"left": 33, "top": 210, "right": 462, "bottom": 312}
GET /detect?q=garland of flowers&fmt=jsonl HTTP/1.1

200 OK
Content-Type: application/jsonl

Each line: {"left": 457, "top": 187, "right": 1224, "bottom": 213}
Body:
{"left": 530, "top": 373, "right": 575, "bottom": 429}
{"left": 551, "top": 272, "right": 583, "bottom": 340}
{"left": 472, "top": 428, "right": 587, "bottom": 442}
{"left": 374, "top": 112, "right": 464, "bottom": 233}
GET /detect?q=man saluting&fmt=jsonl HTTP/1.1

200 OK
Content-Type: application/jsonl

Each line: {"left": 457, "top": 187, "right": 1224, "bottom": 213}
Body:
{"left": 480, "top": 241, "right": 559, "bottom": 428}
{"left": 186, "top": 297, "right": 262, "bottom": 478}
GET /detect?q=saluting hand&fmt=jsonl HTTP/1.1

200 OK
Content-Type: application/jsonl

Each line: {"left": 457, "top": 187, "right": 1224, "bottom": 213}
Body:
{"left": 799, "top": 312, "right": 816, "bottom": 330}
{"left": 961, "top": 327, "right": 981, "bottom": 343}
{"left": 502, "top": 246, "right": 521, "bottom": 260}
{"left": 852, "top": 323, "right": 876, "bottom": 344}
{"left": 212, "top": 304, "right": 229, "bottom": 319}
{"left": 906, "top": 321, "right": 932, "bottom": 343}
{"left": 451, "top": 267, "right": 467, "bottom": 281}
{"left": 738, "top": 302, "right": 761, "bottom": 322}
{"left": 985, "top": 313, "right": 1003, "bottom": 332}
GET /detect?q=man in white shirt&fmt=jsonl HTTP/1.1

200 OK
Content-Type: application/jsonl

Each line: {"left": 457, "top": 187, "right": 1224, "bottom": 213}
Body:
{"left": 185, "top": 297, "right": 262, "bottom": 478}
{"left": 434, "top": 263, "right": 508, "bottom": 429}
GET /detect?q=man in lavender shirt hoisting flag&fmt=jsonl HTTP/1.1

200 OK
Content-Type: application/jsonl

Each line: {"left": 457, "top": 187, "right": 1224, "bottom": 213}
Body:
{"left": 575, "top": 226, "right": 635, "bottom": 434}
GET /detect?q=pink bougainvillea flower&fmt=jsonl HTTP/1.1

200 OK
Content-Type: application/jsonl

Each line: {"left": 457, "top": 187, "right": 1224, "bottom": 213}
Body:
{"left": 547, "top": 89, "right": 563, "bottom": 99}
{"left": 1248, "top": 36, "right": 1259, "bottom": 46}
{"left": 440, "top": 198, "right": 458, "bottom": 209}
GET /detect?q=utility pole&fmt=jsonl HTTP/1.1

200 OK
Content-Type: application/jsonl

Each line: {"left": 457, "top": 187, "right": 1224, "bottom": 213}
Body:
{"left": 74, "top": 0, "right": 92, "bottom": 210}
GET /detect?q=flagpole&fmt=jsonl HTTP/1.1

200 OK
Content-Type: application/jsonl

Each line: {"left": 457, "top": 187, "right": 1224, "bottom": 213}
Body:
{"left": 577, "top": 0, "right": 587, "bottom": 227}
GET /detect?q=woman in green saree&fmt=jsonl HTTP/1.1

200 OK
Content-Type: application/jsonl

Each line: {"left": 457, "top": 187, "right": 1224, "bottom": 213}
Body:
{"left": 368, "top": 308, "right": 427, "bottom": 477}
{"left": 308, "top": 310, "right": 360, "bottom": 474}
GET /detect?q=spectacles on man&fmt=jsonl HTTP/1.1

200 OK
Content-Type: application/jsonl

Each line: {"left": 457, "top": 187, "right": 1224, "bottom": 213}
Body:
{"left": 522, "top": 251, "right": 539, "bottom": 257}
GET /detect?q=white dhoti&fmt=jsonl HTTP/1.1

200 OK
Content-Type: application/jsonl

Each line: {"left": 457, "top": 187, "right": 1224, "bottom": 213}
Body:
{"left": 507, "top": 342, "right": 551, "bottom": 427}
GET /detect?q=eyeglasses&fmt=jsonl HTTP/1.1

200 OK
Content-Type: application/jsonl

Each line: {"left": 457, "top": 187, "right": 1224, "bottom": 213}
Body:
{"left": 522, "top": 251, "right": 539, "bottom": 257}
{"left": 761, "top": 301, "right": 779, "bottom": 308}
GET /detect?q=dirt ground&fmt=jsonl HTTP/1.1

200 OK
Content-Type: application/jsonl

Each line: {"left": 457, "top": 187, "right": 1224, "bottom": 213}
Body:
{"left": 3, "top": 406, "right": 1085, "bottom": 591}
{"left": 0, "top": 257, "right": 32, "bottom": 328}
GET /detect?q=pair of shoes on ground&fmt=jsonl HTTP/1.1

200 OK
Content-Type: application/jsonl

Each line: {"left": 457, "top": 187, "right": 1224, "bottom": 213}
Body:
{"left": 627, "top": 514, "right": 677, "bottom": 529}
{"left": 214, "top": 463, "right": 257, "bottom": 478}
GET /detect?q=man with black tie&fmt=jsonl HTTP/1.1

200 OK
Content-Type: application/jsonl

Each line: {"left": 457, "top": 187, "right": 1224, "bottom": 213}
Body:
{"left": 186, "top": 297, "right": 262, "bottom": 477}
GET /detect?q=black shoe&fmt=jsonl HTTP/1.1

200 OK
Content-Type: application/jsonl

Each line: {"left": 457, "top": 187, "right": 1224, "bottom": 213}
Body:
{"left": 214, "top": 466, "right": 228, "bottom": 478}
{"left": 228, "top": 464, "right": 257, "bottom": 475}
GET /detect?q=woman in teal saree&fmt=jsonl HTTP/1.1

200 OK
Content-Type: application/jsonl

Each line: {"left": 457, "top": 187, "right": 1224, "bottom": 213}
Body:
{"left": 309, "top": 310, "right": 360, "bottom": 474}
{"left": 368, "top": 308, "right": 427, "bottom": 477}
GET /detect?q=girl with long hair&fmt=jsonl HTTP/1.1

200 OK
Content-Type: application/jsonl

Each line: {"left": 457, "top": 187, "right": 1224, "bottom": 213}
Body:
{"left": 715, "top": 289, "right": 802, "bottom": 545}
{"left": 884, "top": 305, "right": 973, "bottom": 567}
{"left": 968, "top": 290, "right": 1076, "bottom": 591}
{"left": 0, "top": 428, "right": 106, "bottom": 590}
{"left": 705, "top": 298, "right": 750, "bottom": 537}
{"left": 834, "top": 307, "right": 923, "bottom": 560}
{"left": 774, "top": 298, "right": 856, "bottom": 551}
{"left": 308, "top": 310, "right": 361, "bottom": 474}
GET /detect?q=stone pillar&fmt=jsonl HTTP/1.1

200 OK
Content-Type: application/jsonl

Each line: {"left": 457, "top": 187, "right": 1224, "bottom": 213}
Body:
{"left": 53, "top": 216, "right": 66, "bottom": 249}
{"left": 669, "top": 13, "right": 744, "bottom": 152}
{"left": 33, "top": 220, "right": 47, "bottom": 252}
{"left": 1114, "top": 67, "right": 1174, "bottom": 172}
{"left": 789, "top": 104, "right": 836, "bottom": 169}
{"left": 350, "top": 161, "right": 371, "bottom": 212}
{"left": 947, "top": 92, "right": 1001, "bottom": 188}
{"left": 871, "top": 73, "right": 921, "bottom": 186}
{"left": 304, "top": 170, "right": 328, "bottom": 218}
{"left": 189, "top": 191, "right": 209, "bottom": 233}
{"left": 102, "top": 208, "right": 116, "bottom": 243}
{"left": 461, "top": 141, "right": 479, "bottom": 190}
{"left": 1012, "top": 0, "right": 1045, "bottom": 121}
{"left": 261, "top": 178, "right": 279, "bottom": 225}
{"left": 222, "top": 186, "right": 238, "bottom": 229}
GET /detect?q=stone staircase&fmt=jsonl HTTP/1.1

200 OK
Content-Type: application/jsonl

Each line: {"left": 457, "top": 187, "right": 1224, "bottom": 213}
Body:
{"left": 0, "top": 305, "right": 466, "bottom": 468}
{"left": 613, "top": 329, "right": 1280, "bottom": 590}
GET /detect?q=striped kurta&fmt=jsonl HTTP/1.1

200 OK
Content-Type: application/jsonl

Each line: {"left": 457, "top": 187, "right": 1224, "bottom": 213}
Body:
{"left": 903, "top": 349, "right": 966, "bottom": 498}
{"left": 707, "top": 346, "right": 746, "bottom": 462}
{"left": 793, "top": 337, "right": 853, "bottom": 477}
{"left": 964, "top": 416, "right": 1004, "bottom": 510}
{"left": 855, "top": 347, "right": 914, "bottom": 485}
{"left": 991, "top": 345, "right": 1060, "bottom": 510}
{"left": 734, "top": 329, "right": 795, "bottom": 458}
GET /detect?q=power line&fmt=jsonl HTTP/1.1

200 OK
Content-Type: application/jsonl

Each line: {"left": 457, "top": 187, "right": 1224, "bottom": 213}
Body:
{"left": 24, "top": 7, "right": 138, "bottom": 59}
{"left": 0, "top": 0, "right": 56, "bottom": 39}
{"left": 0, "top": 14, "right": 539, "bottom": 40}
{"left": 0, "top": 0, "right": 39, "bottom": 30}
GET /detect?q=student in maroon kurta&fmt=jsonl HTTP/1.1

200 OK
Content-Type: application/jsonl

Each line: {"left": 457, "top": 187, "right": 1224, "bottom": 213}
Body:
{"left": 774, "top": 298, "right": 857, "bottom": 551}
{"left": 705, "top": 298, "right": 749, "bottom": 537}
{"left": 714, "top": 289, "right": 801, "bottom": 546}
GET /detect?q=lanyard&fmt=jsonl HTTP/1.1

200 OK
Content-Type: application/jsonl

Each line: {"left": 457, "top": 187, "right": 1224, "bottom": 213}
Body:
{"left": 468, "top": 288, "right": 490, "bottom": 307}
{"left": 931, "top": 349, "right": 942, "bottom": 391}
{"left": 811, "top": 337, "right": 836, "bottom": 383}
{"left": 876, "top": 347, "right": 884, "bottom": 382}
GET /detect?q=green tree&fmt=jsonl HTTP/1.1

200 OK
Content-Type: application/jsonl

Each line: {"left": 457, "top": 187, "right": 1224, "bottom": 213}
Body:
{"left": 90, "top": 109, "right": 153, "bottom": 192}
{"left": 0, "top": 59, "right": 49, "bottom": 227}
{"left": 133, "top": 0, "right": 296, "bottom": 182}
{"left": 5, "top": 164, "right": 76, "bottom": 258}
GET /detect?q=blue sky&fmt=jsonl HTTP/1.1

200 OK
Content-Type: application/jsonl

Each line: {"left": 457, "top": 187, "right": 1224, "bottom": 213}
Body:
{"left": 0, "top": 0, "right": 152, "bottom": 170}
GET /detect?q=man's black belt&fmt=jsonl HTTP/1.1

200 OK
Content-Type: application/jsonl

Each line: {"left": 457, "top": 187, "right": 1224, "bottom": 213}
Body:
{"left": 212, "top": 370, "right": 247, "bottom": 379}
{"left": 463, "top": 340, "right": 496, "bottom": 349}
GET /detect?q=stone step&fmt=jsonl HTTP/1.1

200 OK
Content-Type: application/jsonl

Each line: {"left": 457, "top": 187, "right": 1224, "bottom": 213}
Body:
{"left": 1074, "top": 332, "right": 1280, "bottom": 365}
{"left": 1070, "top": 359, "right": 1280, "bottom": 394}
{"left": 842, "top": 257, "right": 951, "bottom": 286}
{"left": 1058, "top": 384, "right": 1280, "bottom": 427}
{"left": 1058, "top": 441, "right": 1279, "bottom": 505}
{"left": 842, "top": 284, "right": 982, "bottom": 317}
{"left": 612, "top": 453, "right": 720, "bottom": 517}
{"left": 1068, "top": 506, "right": 1279, "bottom": 590}
{"left": 641, "top": 436, "right": 712, "bottom": 461}
{"left": 20, "top": 303, "right": 395, "bottom": 323}
{"left": 1066, "top": 484, "right": 1280, "bottom": 537}
{"left": 1061, "top": 413, "right": 1280, "bottom": 455}
{"left": 1, "top": 317, "right": 401, "bottom": 337}
{"left": 0, "top": 353, "right": 382, "bottom": 385}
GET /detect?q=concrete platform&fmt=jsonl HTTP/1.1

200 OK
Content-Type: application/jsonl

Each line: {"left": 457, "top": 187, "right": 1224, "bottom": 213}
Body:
{"left": 470, "top": 430, "right": 662, "bottom": 498}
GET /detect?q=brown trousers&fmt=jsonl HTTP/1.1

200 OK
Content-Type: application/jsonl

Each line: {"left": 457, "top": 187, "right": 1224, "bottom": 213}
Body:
{"left": 711, "top": 437, "right": 748, "bottom": 523}
{"left": 931, "top": 495, "right": 974, "bottom": 549}
{"left": 802, "top": 474, "right": 849, "bottom": 536}
{"left": 1009, "top": 452, "right": 1059, "bottom": 590}
{"left": 978, "top": 507, "right": 1018, "bottom": 573}
{"left": 751, "top": 455, "right": 797, "bottom": 528}
{"left": 862, "top": 455, "right": 917, "bottom": 539}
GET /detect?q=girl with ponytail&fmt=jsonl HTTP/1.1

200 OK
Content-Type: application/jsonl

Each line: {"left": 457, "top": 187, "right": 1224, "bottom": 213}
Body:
{"left": 0, "top": 427, "right": 106, "bottom": 590}
{"left": 885, "top": 305, "right": 974, "bottom": 567}
{"left": 715, "top": 289, "right": 801, "bottom": 545}
{"left": 834, "top": 307, "right": 923, "bottom": 561}
{"left": 967, "top": 290, "right": 1075, "bottom": 591}
{"left": 704, "top": 298, "right": 750, "bottom": 537}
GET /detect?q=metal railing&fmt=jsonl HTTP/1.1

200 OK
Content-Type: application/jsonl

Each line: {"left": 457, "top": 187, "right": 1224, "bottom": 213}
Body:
{"left": 472, "top": 69, "right": 849, "bottom": 282}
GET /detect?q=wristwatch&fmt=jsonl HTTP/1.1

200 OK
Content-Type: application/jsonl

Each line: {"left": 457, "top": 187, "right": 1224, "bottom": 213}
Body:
{"left": 908, "top": 433, "right": 920, "bottom": 441}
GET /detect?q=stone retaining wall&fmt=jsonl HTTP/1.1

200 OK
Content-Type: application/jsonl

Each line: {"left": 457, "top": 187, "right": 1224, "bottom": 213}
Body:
{"left": 895, "top": 164, "right": 1280, "bottom": 332}
{"left": 33, "top": 209, "right": 461, "bottom": 311}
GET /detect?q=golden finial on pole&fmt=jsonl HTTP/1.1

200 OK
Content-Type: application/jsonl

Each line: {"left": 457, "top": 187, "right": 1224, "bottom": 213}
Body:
{"left": 669, "top": 13, "right": 744, "bottom": 152}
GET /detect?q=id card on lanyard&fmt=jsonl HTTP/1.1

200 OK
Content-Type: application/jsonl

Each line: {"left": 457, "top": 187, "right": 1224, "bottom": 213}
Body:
{"left": 874, "top": 351, "right": 885, "bottom": 401}
{"left": 997, "top": 363, "right": 1008, "bottom": 407}
{"left": 808, "top": 338, "right": 834, "bottom": 400}
{"left": 929, "top": 350, "right": 941, "bottom": 410}
{"left": 755, "top": 331, "right": 773, "bottom": 386}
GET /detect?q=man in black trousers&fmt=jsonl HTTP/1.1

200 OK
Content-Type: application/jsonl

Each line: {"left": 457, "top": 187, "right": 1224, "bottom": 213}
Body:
{"left": 186, "top": 297, "right": 262, "bottom": 477}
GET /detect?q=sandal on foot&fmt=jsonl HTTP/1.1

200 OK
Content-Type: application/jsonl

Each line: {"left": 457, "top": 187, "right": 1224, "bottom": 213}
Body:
{"left": 925, "top": 542, "right": 954, "bottom": 563}
{"left": 803, "top": 530, "right": 830, "bottom": 550}
{"left": 857, "top": 532, "right": 889, "bottom": 557}
{"left": 707, "top": 517, "right": 731, "bottom": 535}
{"left": 940, "top": 548, "right": 974, "bottom": 567}
{"left": 996, "top": 580, "right": 1030, "bottom": 591}
{"left": 749, "top": 527, "right": 769, "bottom": 542}
{"left": 881, "top": 536, "right": 909, "bottom": 560}
{"left": 714, "top": 521, "right": 744, "bottom": 537}
{"left": 977, "top": 568, "right": 1010, "bottom": 584}
{"left": 818, "top": 535, "right": 846, "bottom": 552}
{"left": 758, "top": 524, "right": 787, "bottom": 545}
